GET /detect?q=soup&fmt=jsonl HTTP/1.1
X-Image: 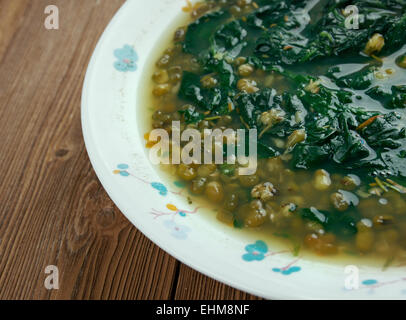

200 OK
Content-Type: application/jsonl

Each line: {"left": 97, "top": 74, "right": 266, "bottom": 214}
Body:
{"left": 143, "top": 0, "right": 406, "bottom": 264}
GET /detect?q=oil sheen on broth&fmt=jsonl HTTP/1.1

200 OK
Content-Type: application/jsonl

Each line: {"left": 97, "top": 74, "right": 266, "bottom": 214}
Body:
{"left": 141, "top": 0, "right": 406, "bottom": 265}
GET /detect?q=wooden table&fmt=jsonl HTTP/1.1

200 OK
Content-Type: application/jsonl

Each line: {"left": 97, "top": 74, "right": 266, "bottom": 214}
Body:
{"left": 0, "top": 0, "right": 260, "bottom": 300}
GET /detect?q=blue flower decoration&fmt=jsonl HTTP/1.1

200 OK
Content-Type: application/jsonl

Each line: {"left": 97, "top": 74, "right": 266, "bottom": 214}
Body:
{"left": 114, "top": 45, "right": 138, "bottom": 72}
{"left": 164, "top": 220, "right": 191, "bottom": 240}
{"left": 272, "top": 266, "right": 301, "bottom": 275}
{"left": 114, "top": 164, "right": 130, "bottom": 177}
{"left": 151, "top": 182, "right": 168, "bottom": 196}
{"left": 178, "top": 211, "right": 187, "bottom": 217}
{"left": 242, "top": 241, "right": 268, "bottom": 262}
{"left": 362, "top": 279, "right": 378, "bottom": 286}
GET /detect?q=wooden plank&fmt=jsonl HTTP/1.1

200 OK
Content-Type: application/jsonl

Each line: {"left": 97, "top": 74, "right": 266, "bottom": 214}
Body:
{"left": 174, "top": 264, "right": 261, "bottom": 300}
{"left": 0, "top": 0, "right": 179, "bottom": 300}
{"left": 0, "top": 0, "right": 28, "bottom": 62}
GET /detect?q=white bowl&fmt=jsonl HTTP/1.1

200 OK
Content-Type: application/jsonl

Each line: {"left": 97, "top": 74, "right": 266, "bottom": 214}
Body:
{"left": 81, "top": 0, "right": 406, "bottom": 299}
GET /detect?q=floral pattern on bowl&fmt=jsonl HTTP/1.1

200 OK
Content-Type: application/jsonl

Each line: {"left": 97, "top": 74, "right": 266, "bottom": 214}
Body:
{"left": 113, "top": 44, "right": 138, "bottom": 72}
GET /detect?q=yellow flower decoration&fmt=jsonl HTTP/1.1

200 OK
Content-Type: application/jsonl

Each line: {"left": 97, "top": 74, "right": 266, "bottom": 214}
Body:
{"left": 166, "top": 204, "right": 178, "bottom": 211}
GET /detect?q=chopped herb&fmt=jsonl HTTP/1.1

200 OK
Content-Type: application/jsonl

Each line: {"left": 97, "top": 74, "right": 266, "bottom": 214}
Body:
{"left": 220, "top": 163, "right": 236, "bottom": 176}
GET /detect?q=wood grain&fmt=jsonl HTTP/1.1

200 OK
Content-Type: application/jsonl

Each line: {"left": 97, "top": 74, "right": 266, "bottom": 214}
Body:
{"left": 174, "top": 265, "right": 262, "bottom": 300}
{"left": 0, "top": 0, "right": 259, "bottom": 300}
